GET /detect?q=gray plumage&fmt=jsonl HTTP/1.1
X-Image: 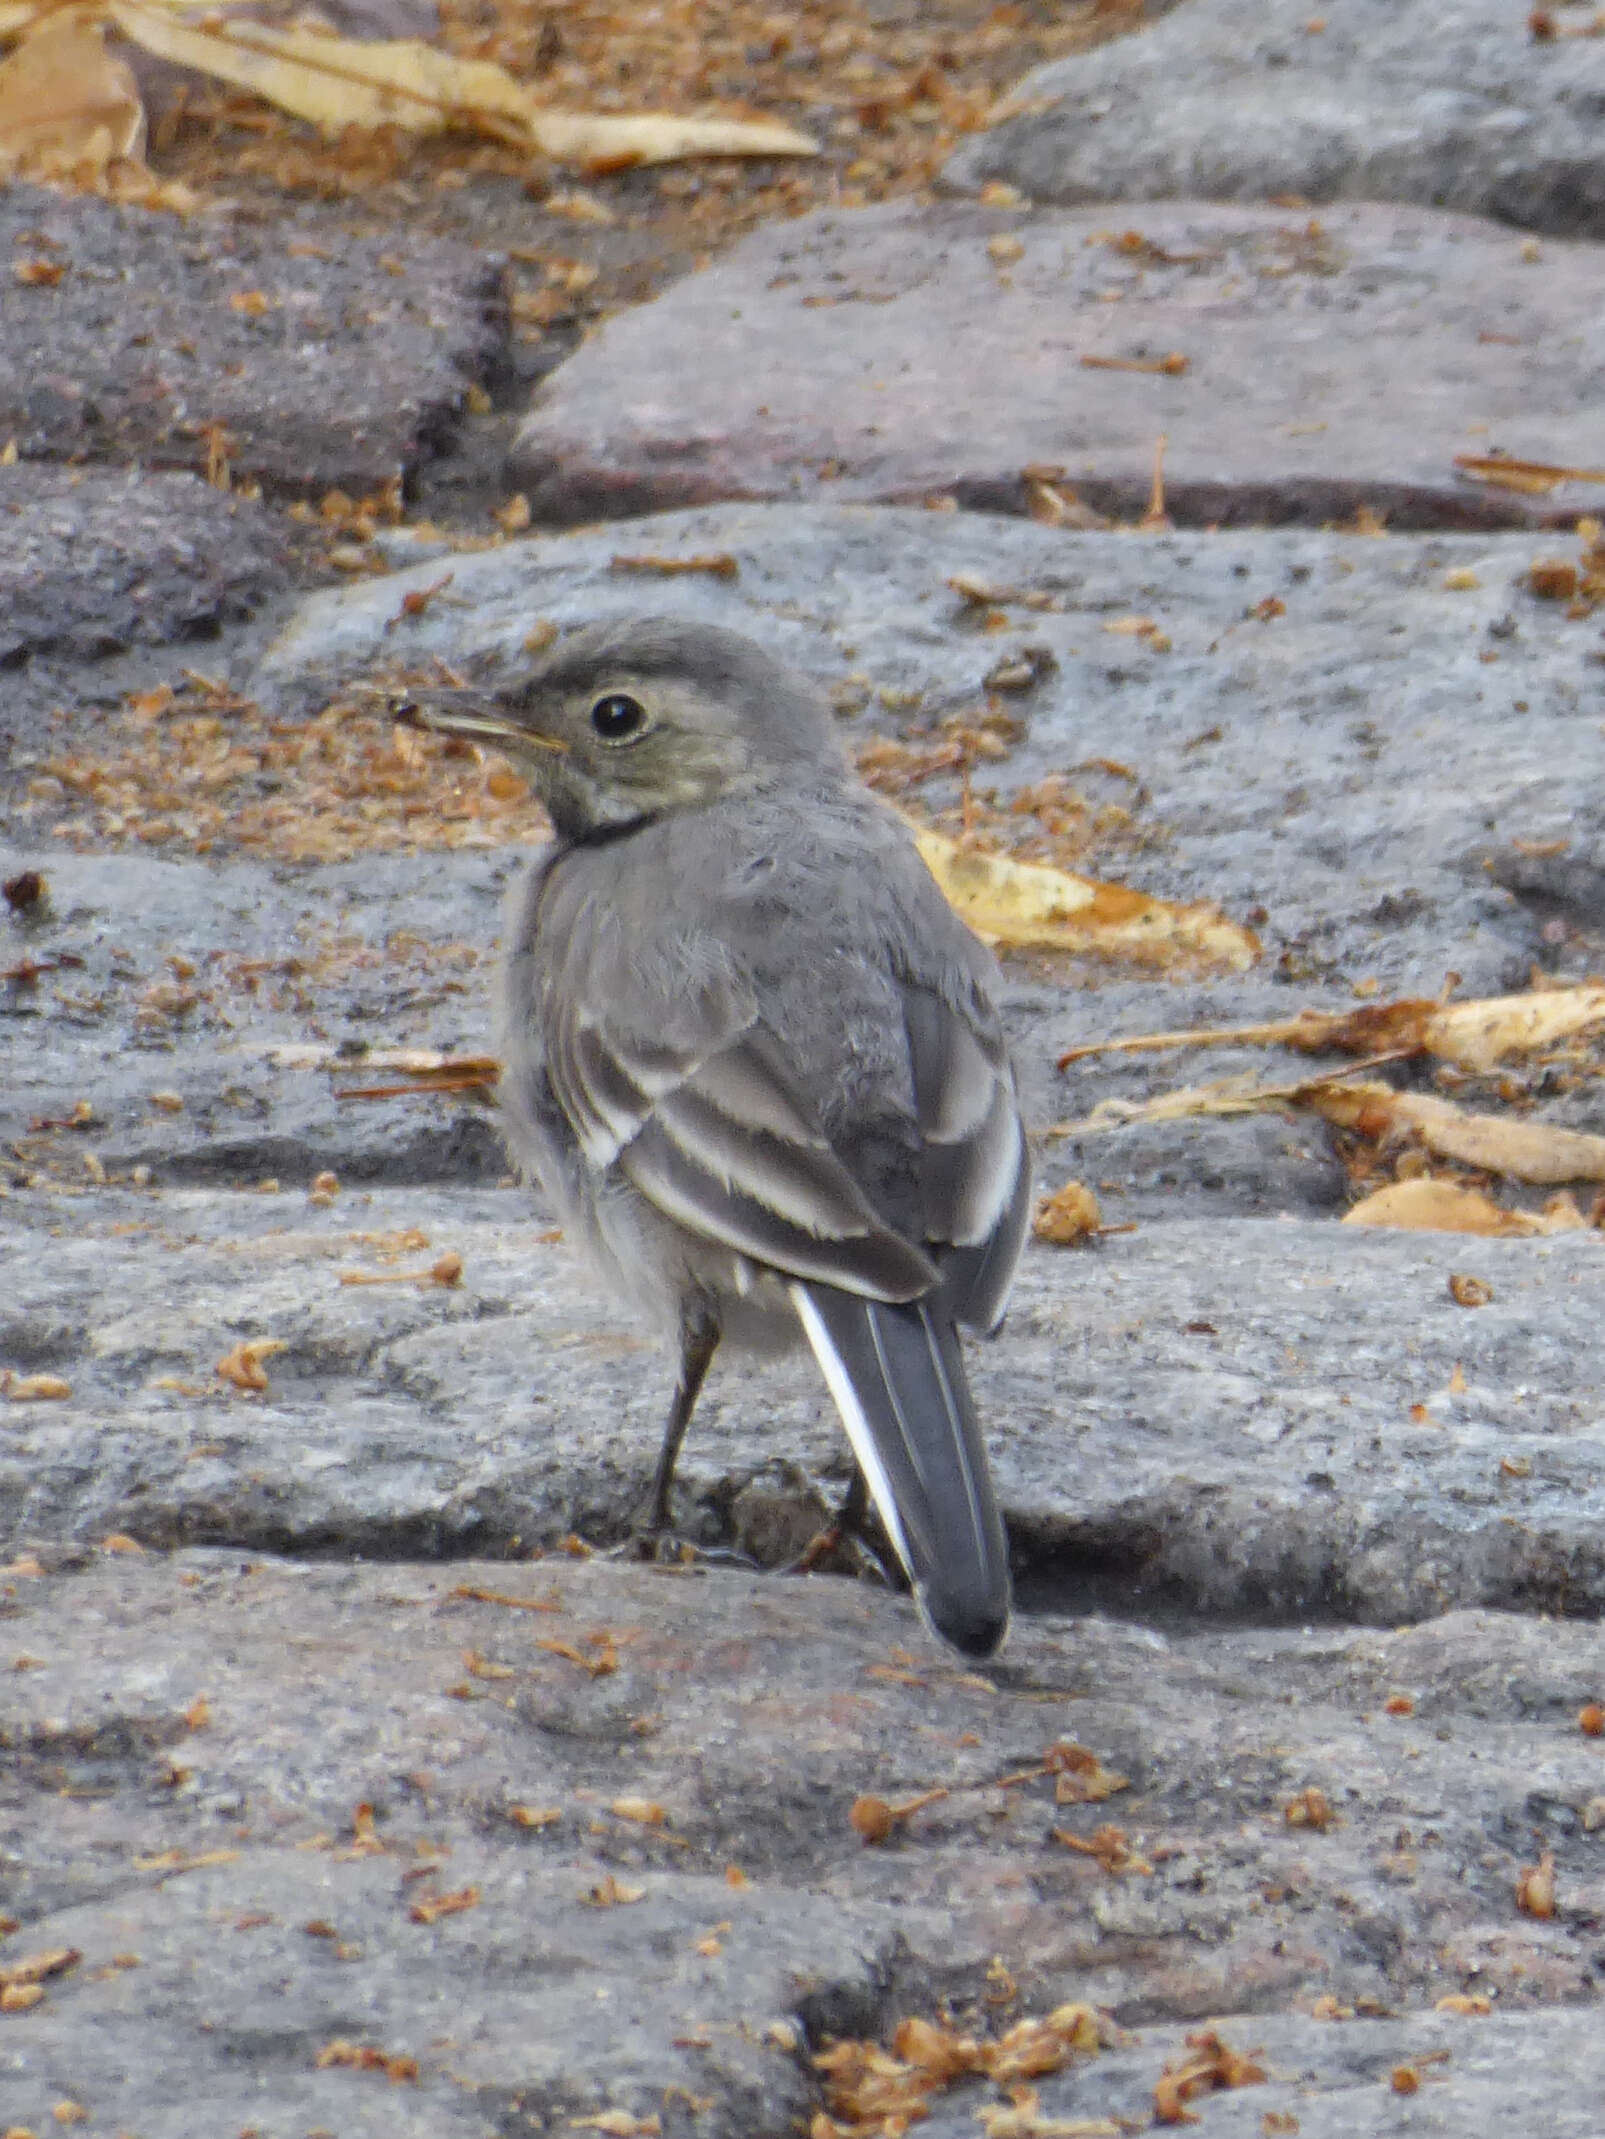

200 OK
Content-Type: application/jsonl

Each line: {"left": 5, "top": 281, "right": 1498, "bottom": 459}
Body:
{"left": 408, "top": 615, "right": 1031, "bottom": 1657}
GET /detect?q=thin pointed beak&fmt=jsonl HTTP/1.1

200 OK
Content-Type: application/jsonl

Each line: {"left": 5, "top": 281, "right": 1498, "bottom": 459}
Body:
{"left": 392, "top": 694, "right": 569, "bottom": 755}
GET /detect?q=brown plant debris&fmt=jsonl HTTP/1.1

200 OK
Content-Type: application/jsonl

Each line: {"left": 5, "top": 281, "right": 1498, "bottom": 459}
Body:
{"left": 315, "top": 2038, "right": 420, "bottom": 2082}
{"left": 609, "top": 552, "right": 740, "bottom": 579}
{"left": 408, "top": 1884, "right": 480, "bottom": 1924}
{"left": 1032, "top": 1181, "right": 1108, "bottom": 1246}
{"left": 1153, "top": 2029, "right": 1266, "bottom": 2127}
{"left": 1515, "top": 1851, "right": 1557, "bottom": 1919}
{"left": 1283, "top": 1786, "right": 1336, "bottom": 1831}
{"left": 1056, "top": 984, "right": 1605, "bottom": 1075}
{"left": 913, "top": 827, "right": 1258, "bottom": 972}
{"left": 1456, "top": 456, "right": 1605, "bottom": 496}
{"left": 214, "top": 1337, "right": 288, "bottom": 1394}
{"left": 0, "top": 0, "right": 818, "bottom": 201}
{"left": 813, "top": 2004, "right": 1114, "bottom": 2138}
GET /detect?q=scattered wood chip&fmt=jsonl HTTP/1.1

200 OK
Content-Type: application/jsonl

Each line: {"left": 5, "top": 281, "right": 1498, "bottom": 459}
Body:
{"left": 1448, "top": 1272, "right": 1494, "bottom": 1306}
{"left": 338, "top": 1252, "right": 463, "bottom": 1288}
{"left": 1048, "top": 1743, "right": 1129, "bottom": 1805}
{"left": 848, "top": 1787, "right": 948, "bottom": 1844}
{"left": 451, "top": 1583, "right": 562, "bottom": 1613}
{"left": 536, "top": 1633, "right": 619, "bottom": 1677}
{"left": 1435, "top": 1993, "right": 1491, "bottom": 2015}
{"left": 0, "top": 1948, "right": 80, "bottom": 1990}
{"left": 976, "top": 2088, "right": 1121, "bottom": 2137}
{"left": 132, "top": 1847, "right": 239, "bottom": 1874}
{"left": 569, "top": 2112, "right": 662, "bottom": 2137}
{"left": 215, "top": 1337, "right": 287, "bottom": 1393}
{"left": 408, "top": 1884, "right": 479, "bottom": 1924}
{"left": 583, "top": 1874, "right": 646, "bottom": 1907}
{"left": 507, "top": 1803, "right": 562, "bottom": 1828}
{"left": 983, "top": 644, "right": 1060, "bottom": 692}
{"left": 1455, "top": 454, "right": 1605, "bottom": 494}
{"left": 1032, "top": 1181, "right": 1106, "bottom": 1245}
{"left": 1, "top": 1373, "right": 71, "bottom": 1402}
{"left": 1051, "top": 1823, "right": 1152, "bottom": 1874}
{"left": 1080, "top": 351, "right": 1189, "bottom": 376}
{"left": 1154, "top": 2028, "right": 1266, "bottom": 2126}
{"left": 609, "top": 1797, "right": 666, "bottom": 1827}
{"left": 1283, "top": 1786, "right": 1336, "bottom": 1830}
{"left": 609, "top": 553, "right": 739, "bottom": 579}
{"left": 814, "top": 2004, "right": 1112, "bottom": 2137}
{"left": 1516, "top": 1851, "right": 1557, "bottom": 1919}
{"left": 314, "top": 2038, "right": 419, "bottom": 2082}
{"left": 462, "top": 1648, "right": 515, "bottom": 1681}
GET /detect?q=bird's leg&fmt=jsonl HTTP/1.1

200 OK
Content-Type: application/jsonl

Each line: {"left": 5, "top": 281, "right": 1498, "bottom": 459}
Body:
{"left": 782, "top": 1464, "right": 898, "bottom": 1587}
{"left": 836, "top": 1465, "right": 869, "bottom": 1539}
{"left": 641, "top": 1303, "right": 720, "bottom": 1541}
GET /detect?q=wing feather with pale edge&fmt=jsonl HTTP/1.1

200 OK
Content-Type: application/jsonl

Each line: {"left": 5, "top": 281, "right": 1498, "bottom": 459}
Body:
{"left": 547, "top": 993, "right": 937, "bottom": 1303}
{"left": 901, "top": 982, "right": 1031, "bottom": 1332}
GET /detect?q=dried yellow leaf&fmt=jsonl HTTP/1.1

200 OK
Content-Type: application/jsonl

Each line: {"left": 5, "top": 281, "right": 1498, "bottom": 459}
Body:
{"left": 912, "top": 827, "right": 1258, "bottom": 971}
{"left": 0, "top": 14, "right": 143, "bottom": 178}
{"left": 104, "top": 7, "right": 815, "bottom": 165}
{"left": 1312, "top": 1082, "right": 1605, "bottom": 1185}
{"left": 1341, "top": 1181, "right": 1544, "bottom": 1236}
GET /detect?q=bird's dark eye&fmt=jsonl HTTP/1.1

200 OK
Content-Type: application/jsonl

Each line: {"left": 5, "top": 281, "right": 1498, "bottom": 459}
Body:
{"left": 589, "top": 692, "right": 649, "bottom": 743}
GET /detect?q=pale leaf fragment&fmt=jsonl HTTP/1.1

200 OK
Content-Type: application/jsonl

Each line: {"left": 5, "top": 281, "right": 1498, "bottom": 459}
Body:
{"left": 1058, "top": 984, "right": 1605, "bottom": 1073}
{"left": 528, "top": 111, "right": 817, "bottom": 168}
{"left": 1341, "top": 1181, "right": 1548, "bottom": 1236}
{"left": 107, "top": 12, "right": 532, "bottom": 137}
{"left": 1311, "top": 1082, "right": 1605, "bottom": 1185}
{"left": 912, "top": 827, "right": 1258, "bottom": 972}
{"left": 0, "top": 14, "right": 144, "bottom": 177}
{"left": 105, "top": 9, "right": 815, "bottom": 165}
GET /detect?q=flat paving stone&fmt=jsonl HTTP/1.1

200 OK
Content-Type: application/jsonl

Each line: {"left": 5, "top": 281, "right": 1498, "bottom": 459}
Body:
{"left": 0, "top": 466, "right": 287, "bottom": 731}
{"left": 0, "top": 182, "right": 506, "bottom": 498}
{"left": 1, "top": 1183, "right": 1603, "bottom": 1628}
{"left": 1, "top": 1550, "right": 1602, "bottom": 2137}
{"left": 944, "top": 0, "right": 1605, "bottom": 241}
{"left": 251, "top": 502, "right": 1605, "bottom": 1009}
{"left": 510, "top": 199, "right": 1605, "bottom": 531}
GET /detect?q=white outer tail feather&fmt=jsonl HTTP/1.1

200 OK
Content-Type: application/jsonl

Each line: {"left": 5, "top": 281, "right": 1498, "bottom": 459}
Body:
{"left": 790, "top": 1283, "right": 915, "bottom": 1576}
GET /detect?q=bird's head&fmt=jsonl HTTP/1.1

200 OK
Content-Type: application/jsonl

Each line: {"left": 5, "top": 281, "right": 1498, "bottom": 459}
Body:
{"left": 397, "top": 614, "right": 841, "bottom": 842}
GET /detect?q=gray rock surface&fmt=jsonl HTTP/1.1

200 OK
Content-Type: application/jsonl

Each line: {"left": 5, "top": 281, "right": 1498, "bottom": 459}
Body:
{"left": 507, "top": 199, "right": 1605, "bottom": 530}
{"left": 1, "top": 1551, "right": 1602, "bottom": 2137}
{"left": 4, "top": 1179, "right": 1605, "bottom": 1623}
{"left": 9, "top": 500, "right": 1605, "bottom": 2125}
{"left": 0, "top": 182, "right": 506, "bottom": 497}
{"left": 254, "top": 501, "right": 1605, "bottom": 1001}
{"left": 0, "top": 467, "right": 288, "bottom": 736}
{"left": 944, "top": 0, "right": 1605, "bottom": 240}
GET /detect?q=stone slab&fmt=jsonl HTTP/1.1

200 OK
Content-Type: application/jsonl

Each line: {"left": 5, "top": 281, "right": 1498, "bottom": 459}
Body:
{"left": 509, "top": 200, "right": 1605, "bottom": 530}
{"left": 2, "top": 1184, "right": 1604, "bottom": 1628}
{"left": 1, "top": 1552, "right": 1602, "bottom": 2135}
{"left": 944, "top": 0, "right": 1605, "bottom": 241}
{"left": 253, "top": 503, "right": 1605, "bottom": 1008}
{"left": 0, "top": 182, "right": 506, "bottom": 497}
{"left": 0, "top": 466, "right": 287, "bottom": 720}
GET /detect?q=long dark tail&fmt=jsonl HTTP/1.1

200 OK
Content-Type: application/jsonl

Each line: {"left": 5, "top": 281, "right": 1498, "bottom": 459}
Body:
{"left": 790, "top": 1283, "right": 1011, "bottom": 1658}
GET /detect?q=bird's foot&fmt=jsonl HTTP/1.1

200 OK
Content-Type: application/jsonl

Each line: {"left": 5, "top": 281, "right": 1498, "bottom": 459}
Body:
{"left": 604, "top": 1509, "right": 758, "bottom": 1571}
